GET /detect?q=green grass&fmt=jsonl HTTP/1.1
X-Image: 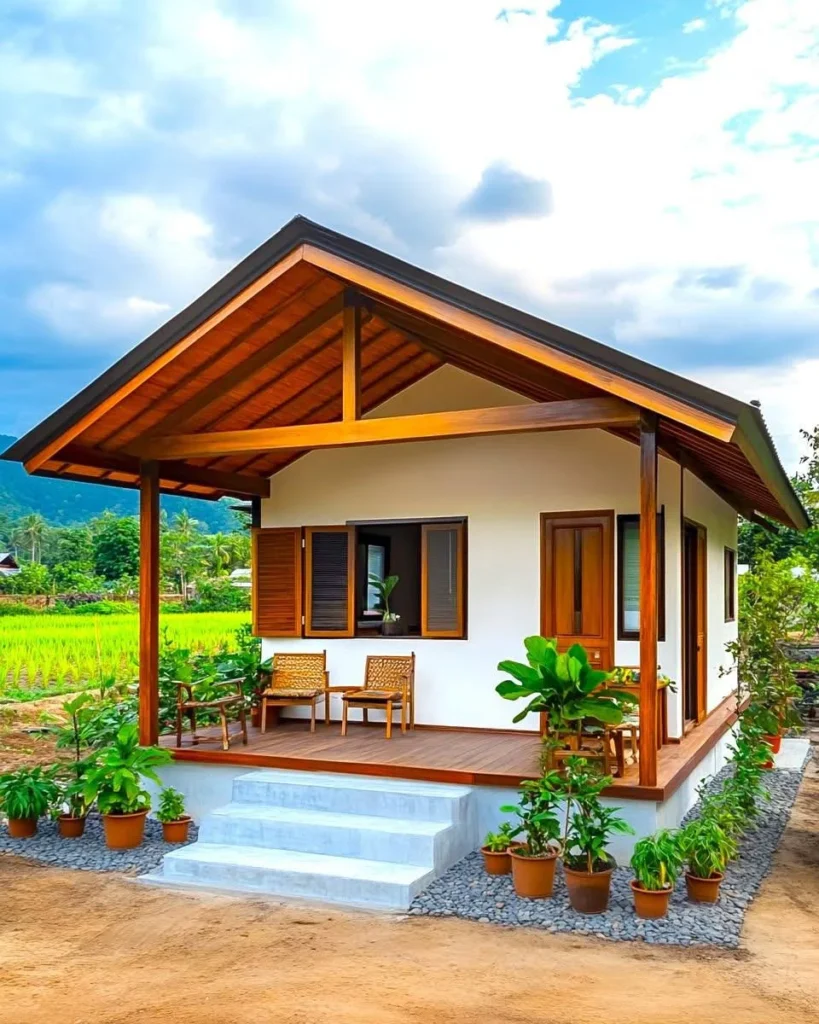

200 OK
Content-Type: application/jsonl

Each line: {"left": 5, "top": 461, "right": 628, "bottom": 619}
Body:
{"left": 0, "top": 611, "right": 250, "bottom": 700}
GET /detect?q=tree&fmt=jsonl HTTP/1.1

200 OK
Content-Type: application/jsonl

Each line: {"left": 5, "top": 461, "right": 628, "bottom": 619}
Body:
{"left": 0, "top": 561, "right": 51, "bottom": 595}
{"left": 162, "top": 511, "right": 205, "bottom": 596}
{"left": 92, "top": 513, "right": 140, "bottom": 582}
{"left": 14, "top": 513, "right": 47, "bottom": 563}
{"left": 205, "top": 533, "right": 231, "bottom": 575}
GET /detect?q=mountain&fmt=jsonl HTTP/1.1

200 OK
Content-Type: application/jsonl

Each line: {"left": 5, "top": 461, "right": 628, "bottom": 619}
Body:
{"left": 0, "top": 435, "right": 243, "bottom": 532}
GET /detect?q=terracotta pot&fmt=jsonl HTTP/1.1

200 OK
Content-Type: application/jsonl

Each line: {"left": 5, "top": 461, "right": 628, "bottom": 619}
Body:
{"left": 685, "top": 871, "right": 724, "bottom": 904}
{"left": 58, "top": 815, "right": 86, "bottom": 839}
{"left": 509, "top": 846, "right": 558, "bottom": 898}
{"left": 7, "top": 817, "right": 37, "bottom": 839}
{"left": 481, "top": 846, "right": 512, "bottom": 876}
{"left": 102, "top": 810, "right": 148, "bottom": 850}
{"left": 631, "top": 881, "right": 672, "bottom": 919}
{"left": 764, "top": 733, "right": 782, "bottom": 754}
{"left": 162, "top": 816, "right": 192, "bottom": 844}
{"left": 564, "top": 865, "right": 614, "bottom": 914}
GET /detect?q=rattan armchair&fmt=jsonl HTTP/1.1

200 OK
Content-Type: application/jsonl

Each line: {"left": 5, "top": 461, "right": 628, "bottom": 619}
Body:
{"left": 260, "top": 651, "right": 329, "bottom": 733}
{"left": 340, "top": 653, "right": 416, "bottom": 739}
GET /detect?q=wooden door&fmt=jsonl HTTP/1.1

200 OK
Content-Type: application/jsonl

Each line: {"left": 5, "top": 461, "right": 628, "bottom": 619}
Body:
{"left": 682, "top": 521, "right": 708, "bottom": 724}
{"left": 540, "top": 511, "right": 614, "bottom": 670}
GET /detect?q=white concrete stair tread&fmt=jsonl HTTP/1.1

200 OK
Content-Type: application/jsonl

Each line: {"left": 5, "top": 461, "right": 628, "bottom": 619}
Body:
{"left": 233, "top": 768, "right": 472, "bottom": 799}
{"left": 159, "top": 843, "right": 434, "bottom": 909}
{"left": 205, "top": 802, "right": 449, "bottom": 835}
{"left": 775, "top": 737, "right": 810, "bottom": 770}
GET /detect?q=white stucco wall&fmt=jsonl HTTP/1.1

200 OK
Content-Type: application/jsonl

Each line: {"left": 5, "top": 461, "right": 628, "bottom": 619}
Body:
{"left": 259, "top": 366, "right": 737, "bottom": 733}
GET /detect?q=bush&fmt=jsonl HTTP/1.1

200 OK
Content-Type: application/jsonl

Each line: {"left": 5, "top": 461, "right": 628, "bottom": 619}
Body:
{"left": 68, "top": 600, "right": 136, "bottom": 616}
{"left": 0, "top": 603, "right": 38, "bottom": 616}
{"left": 53, "top": 592, "right": 108, "bottom": 609}
{"left": 189, "top": 577, "right": 250, "bottom": 612}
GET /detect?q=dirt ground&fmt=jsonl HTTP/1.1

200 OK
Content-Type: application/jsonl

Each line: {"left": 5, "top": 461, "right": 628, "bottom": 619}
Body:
{"left": 0, "top": 694, "right": 67, "bottom": 771}
{"left": 1, "top": 759, "right": 817, "bottom": 1024}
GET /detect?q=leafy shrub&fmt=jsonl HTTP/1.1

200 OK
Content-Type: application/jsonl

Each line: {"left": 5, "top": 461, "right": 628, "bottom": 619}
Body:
{"left": 83, "top": 723, "right": 171, "bottom": 815}
{"left": 156, "top": 787, "right": 187, "bottom": 823}
{"left": 500, "top": 770, "right": 563, "bottom": 857}
{"left": 483, "top": 822, "right": 516, "bottom": 852}
{"left": 0, "top": 603, "right": 37, "bottom": 616}
{"left": 189, "top": 577, "right": 250, "bottom": 612}
{"left": 560, "top": 757, "right": 634, "bottom": 873}
{"left": 68, "top": 600, "right": 135, "bottom": 616}
{"left": 0, "top": 766, "right": 59, "bottom": 820}
{"left": 630, "top": 829, "right": 683, "bottom": 891}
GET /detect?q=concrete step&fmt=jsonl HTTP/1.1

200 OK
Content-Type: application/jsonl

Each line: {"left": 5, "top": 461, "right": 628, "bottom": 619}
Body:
{"left": 158, "top": 843, "right": 434, "bottom": 910}
{"left": 197, "top": 802, "right": 466, "bottom": 868}
{"left": 231, "top": 769, "right": 473, "bottom": 824}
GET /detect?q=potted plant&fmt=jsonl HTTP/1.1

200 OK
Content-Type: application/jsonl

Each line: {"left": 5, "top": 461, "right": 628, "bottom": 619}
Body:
{"left": 52, "top": 693, "right": 96, "bottom": 838}
{"left": 55, "top": 773, "right": 93, "bottom": 838}
{"left": 480, "top": 822, "right": 517, "bottom": 875}
{"left": 500, "top": 771, "right": 563, "bottom": 897}
{"left": 496, "top": 638, "right": 638, "bottom": 766}
{"left": 0, "top": 766, "right": 59, "bottom": 838}
{"left": 368, "top": 572, "right": 402, "bottom": 636}
{"left": 560, "top": 757, "right": 633, "bottom": 914}
{"left": 83, "top": 723, "right": 172, "bottom": 849}
{"left": 630, "top": 829, "right": 683, "bottom": 919}
{"left": 156, "top": 787, "right": 192, "bottom": 843}
{"left": 678, "top": 817, "right": 737, "bottom": 903}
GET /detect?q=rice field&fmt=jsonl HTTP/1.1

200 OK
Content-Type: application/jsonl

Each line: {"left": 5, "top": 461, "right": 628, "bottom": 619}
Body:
{"left": 0, "top": 611, "right": 250, "bottom": 699}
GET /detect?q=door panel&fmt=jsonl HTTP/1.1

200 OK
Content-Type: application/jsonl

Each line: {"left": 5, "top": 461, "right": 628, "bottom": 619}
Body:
{"left": 682, "top": 521, "right": 708, "bottom": 724}
{"left": 541, "top": 511, "right": 614, "bottom": 670}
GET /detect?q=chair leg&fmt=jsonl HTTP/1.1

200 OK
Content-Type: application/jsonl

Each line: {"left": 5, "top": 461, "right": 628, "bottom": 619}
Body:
{"left": 189, "top": 709, "right": 198, "bottom": 745}
{"left": 239, "top": 703, "right": 248, "bottom": 746}
{"left": 176, "top": 707, "right": 183, "bottom": 748}
{"left": 220, "top": 710, "right": 229, "bottom": 752}
{"left": 310, "top": 700, "right": 317, "bottom": 734}
{"left": 324, "top": 694, "right": 330, "bottom": 726}
{"left": 385, "top": 702, "right": 393, "bottom": 740}
{"left": 341, "top": 699, "right": 348, "bottom": 737}
{"left": 363, "top": 708, "right": 369, "bottom": 726}
{"left": 400, "top": 699, "right": 406, "bottom": 734}
{"left": 613, "top": 731, "right": 625, "bottom": 777}
{"left": 261, "top": 698, "right": 268, "bottom": 734}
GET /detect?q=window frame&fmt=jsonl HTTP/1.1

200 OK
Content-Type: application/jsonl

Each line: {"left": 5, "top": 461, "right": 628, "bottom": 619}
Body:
{"left": 616, "top": 510, "right": 666, "bottom": 642}
{"left": 724, "top": 546, "right": 737, "bottom": 622}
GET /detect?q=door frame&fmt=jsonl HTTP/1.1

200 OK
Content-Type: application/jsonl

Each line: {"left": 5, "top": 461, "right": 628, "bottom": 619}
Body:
{"left": 540, "top": 509, "right": 615, "bottom": 670}
{"left": 681, "top": 517, "right": 708, "bottom": 726}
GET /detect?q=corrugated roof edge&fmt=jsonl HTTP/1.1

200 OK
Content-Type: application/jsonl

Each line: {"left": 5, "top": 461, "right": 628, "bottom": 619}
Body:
{"left": 1, "top": 214, "right": 809, "bottom": 529}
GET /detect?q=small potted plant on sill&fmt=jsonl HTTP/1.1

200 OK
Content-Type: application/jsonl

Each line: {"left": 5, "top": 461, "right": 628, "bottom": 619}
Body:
{"left": 368, "top": 572, "right": 402, "bottom": 636}
{"left": 678, "top": 816, "right": 737, "bottom": 903}
{"left": 83, "top": 723, "right": 172, "bottom": 850}
{"left": 629, "top": 828, "right": 684, "bottom": 919}
{"left": 0, "top": 766, "right": 59, "bottom": 839}
{"left": 560, "top": 757, "right": 634, "bottom": 915}
{"left": 156, "top": 786, "right": 192, "bottom": 843}
{"left": 480, "top": 822, "right": 517, "bottom": 875}
{"left": 501, "top": 770, "right": 563, "bottom": 898}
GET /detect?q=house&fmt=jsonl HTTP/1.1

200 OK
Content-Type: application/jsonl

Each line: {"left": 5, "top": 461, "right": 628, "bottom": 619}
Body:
{"left": 3, "top": 216, "right": 807, "bottom": 907}
{"left": 228, "top": 567, "right": 251, "bottom": 589}
{"left": 0, "top": 552, "right": 20, "bottom": 577}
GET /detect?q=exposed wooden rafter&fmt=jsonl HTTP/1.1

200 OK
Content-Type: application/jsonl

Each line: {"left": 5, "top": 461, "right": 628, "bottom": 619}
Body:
{"left": 130, "top": 397, "right": 640, "bottom": 461}
{"left": 342, "top": 290, "right": 362, "bottom": 421}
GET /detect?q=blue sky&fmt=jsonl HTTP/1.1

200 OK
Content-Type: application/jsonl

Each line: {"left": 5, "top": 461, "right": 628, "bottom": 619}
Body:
{"left": 1, "top": 0, "right": 818, "bottom": 468}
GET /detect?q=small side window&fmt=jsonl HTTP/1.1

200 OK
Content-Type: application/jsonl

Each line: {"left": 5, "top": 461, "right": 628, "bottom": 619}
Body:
{"left": 724, "top": 547, "right": 737, "bottom": 622}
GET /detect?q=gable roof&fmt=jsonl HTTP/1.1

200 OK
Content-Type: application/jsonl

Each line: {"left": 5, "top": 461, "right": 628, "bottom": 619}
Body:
{"left": 2, "top": 215, "right": 808, "bottom": 529}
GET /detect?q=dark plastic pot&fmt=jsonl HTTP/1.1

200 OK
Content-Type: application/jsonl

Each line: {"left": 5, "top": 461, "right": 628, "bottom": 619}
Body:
{"left": 563, "top": 865, "right": 614, "bottom": 914}
{"left": 380, "top": 620, "right": 403, "bottom": 637}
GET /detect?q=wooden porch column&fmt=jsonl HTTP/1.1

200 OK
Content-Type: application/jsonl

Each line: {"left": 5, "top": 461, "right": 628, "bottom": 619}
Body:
{"left": 639, "top": 412, "right": 659, "bottom": 787}
{"left": 139, "top": 461, "right": 160, "bottom": 746}
{"left": 342, "top": 291, "right": 362, "bottom": 421}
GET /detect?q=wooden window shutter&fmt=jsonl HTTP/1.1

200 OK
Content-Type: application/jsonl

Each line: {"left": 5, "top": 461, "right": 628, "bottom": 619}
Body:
{"left": 251, "top": 528, "right": 302, "bottom": 637}
{"left": 304, "top": 526, "right": 355, "bottom": 637}
{"left": 421, "top": 522, "right": 465, "bottom": 638}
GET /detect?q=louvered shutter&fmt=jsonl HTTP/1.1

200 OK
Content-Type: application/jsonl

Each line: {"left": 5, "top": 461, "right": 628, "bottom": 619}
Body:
{"left": 421, "top": 522, "right": 465, "bottom": 638}
{"left": 304, "top": 526, "right": 355, "bottom": 637}
{"left": 251, "top": 528, "right": 302, "bottom": 637}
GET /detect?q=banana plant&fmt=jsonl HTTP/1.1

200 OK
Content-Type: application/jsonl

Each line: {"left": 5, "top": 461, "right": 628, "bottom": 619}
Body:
{"left": 496, "top": 636, "right": 638, "bottom": 730}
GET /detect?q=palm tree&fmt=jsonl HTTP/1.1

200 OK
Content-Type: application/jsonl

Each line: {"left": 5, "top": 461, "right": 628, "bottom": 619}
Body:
{"left": 15, "top": 513, "right": 47, "bottom": 563}
{"left": 207, "top": 533, "right": 231, "bottom": 575}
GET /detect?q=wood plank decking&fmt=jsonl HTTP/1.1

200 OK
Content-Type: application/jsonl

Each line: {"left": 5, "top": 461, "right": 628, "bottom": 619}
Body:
{"left": 161, "top": 693, "right": 739, "bottom": 801}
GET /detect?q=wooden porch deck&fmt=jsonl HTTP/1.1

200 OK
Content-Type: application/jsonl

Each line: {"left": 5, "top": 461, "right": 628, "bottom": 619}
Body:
{"left": 160, "top": 694, "right": 739, "bottom": 801}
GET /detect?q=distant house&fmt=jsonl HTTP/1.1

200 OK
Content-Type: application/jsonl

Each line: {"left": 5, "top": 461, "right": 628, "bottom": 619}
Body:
{"left": 0, "top": 552, "right": 20, "bottom": 577}
{"left": 228, "top": 567, "right": 251, "bottom": 589}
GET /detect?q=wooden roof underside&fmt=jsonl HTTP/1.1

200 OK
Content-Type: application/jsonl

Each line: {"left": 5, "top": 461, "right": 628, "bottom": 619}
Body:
{"left": 18, "top": 248, "right": 803, "bottom": 528}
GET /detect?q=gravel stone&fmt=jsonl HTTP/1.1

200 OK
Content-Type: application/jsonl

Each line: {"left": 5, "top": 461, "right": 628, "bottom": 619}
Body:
{"left": 408, "top": 752, "right": 811, "bottom": 948}
{"left": 0, "top": 814, "right": 198, "bottom": 874}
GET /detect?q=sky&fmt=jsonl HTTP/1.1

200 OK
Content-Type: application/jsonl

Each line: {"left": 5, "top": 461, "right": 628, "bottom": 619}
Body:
{"left": 1, "top": 0, "right": 818, "bottom": 470}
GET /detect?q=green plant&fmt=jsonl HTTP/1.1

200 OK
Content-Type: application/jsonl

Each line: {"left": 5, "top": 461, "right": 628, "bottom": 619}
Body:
{"left": 156, "top": 787, "right": 187, "bottom": 823}
{"left": 500, "top": 770, "right": 563, "bottom": 857}
{"left": 560, "top": 756, "right": 634, "bottom": 873}
{"left": 483, "top": 822, "right": 516, "bottom": 852}
{"left": 368, "top": 573, "right": 400, "bottom": 622}
{"left": 0, "top": 766, "right": 59, "bottom": 820}
{"left": 83, "top": 723, "right": 172, "bottom": 815}
{"left": 679, "top": 817, "right": 737, "bottom": 879}
{"left": 496, "top": 639, "right": 638, "bottom": 757}
{"left": 630, "top": 829, "right": 683, "bottom": 891}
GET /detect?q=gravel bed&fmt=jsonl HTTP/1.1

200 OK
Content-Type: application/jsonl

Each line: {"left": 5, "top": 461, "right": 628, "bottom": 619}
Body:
{"left": 0, "top": 814, "right": 198, "bottom": 874}
{"left": 409, "top": 753, "right": 811, "bottom": 947}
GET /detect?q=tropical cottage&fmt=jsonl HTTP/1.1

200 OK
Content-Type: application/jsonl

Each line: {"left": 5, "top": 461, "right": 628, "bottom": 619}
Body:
{"left": 3, "top": 216, "right": 807, "bottom": 906}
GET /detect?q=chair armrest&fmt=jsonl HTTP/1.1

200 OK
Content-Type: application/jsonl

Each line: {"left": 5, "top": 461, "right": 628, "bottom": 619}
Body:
{"left": 326, "top": 685, "right": 360, "bottom": 694}
{"left": 175, "top": 681, "right": 194, "bottom": 704}
{"left": 210, "top": 677, "right": 245, "bottom": 698}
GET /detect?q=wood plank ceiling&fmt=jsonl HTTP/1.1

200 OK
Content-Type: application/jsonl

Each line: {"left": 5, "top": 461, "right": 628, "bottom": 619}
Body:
{"left": 36, "top": 259, "right": 794, "bottom": 525}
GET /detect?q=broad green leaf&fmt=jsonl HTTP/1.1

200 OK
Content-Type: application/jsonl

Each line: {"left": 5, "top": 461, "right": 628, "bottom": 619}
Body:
{"left": 496, "top": 680, "right": 530, "bottom": 699}
{"left": 566, "top": 644, "right": 589, "bottom": 667}
{"left": 524, "top": 635, "right": 553, "bottom": 668}
{"left": 497, "top": 660, "right": 541, "bottom": 687}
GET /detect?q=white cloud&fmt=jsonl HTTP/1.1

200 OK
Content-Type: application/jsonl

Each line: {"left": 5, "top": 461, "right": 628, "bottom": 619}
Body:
{"left": 27, "top": 283, "right": 170, "bottom": 341}
{"left": 683, "top": 18, "right": 708, "bottom": 33}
